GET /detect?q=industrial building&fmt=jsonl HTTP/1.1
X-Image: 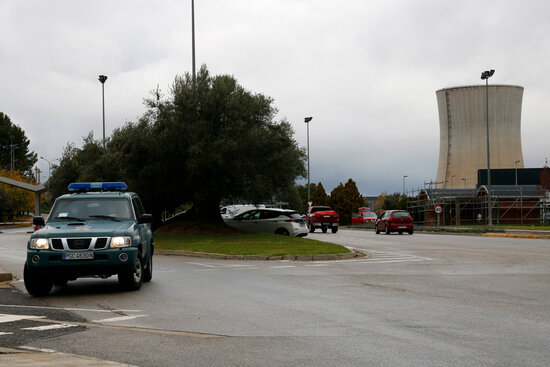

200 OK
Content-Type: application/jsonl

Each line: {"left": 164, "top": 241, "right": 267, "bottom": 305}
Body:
{"left": 407, "top": 84, "right": 550, "bottom": 226}
{"left": 435, "top": 85, "right": 524, "bottom": 189}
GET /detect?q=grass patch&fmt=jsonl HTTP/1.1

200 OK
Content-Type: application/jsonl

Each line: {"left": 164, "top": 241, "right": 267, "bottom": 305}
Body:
{"left": 154, "top": 233, "right": 350, "bottom": 257}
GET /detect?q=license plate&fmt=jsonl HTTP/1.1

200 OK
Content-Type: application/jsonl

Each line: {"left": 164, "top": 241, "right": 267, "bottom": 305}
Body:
{"left": 62, "top": 252, "right": 94, "bottom": 260}
{"left": 398, "top": 226, "right": 407, "bottom": 229}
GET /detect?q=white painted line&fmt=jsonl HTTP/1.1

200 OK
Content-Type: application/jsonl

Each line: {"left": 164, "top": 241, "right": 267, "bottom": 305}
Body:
{"left": 0, "top": 304, "right": 142, "bottom": 313}
{"left": 188, "top": 262, "right": 217, "bottom": 268}
{"left": 22, "top": 323, "right": 78, "bottom": 331}
{"left": 19, "top": 346, "right": 56, "bottom": 353}
{"left": 92, "top": 315, "right": 146, "bottom": 323}
{"left": 0, "top": 314, "right": 46, "bottom": 323}
{"left": 305, "top": 264, "right": 328, "bottom": 267}
{"left": 0, "top": 332, "right": 13, "bottom": 335}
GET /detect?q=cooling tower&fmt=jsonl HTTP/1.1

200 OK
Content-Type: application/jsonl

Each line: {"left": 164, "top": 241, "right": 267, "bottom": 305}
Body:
{"left": 436, "top": 85, "right": 524, "bottom": 189}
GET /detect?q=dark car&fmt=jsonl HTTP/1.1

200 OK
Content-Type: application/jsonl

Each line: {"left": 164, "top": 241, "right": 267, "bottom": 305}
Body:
{"left": 375, "top": 210, "right": 414, "bottom": 235}
{"left": 25, "top": 182, "right": 154, "bottom": 296}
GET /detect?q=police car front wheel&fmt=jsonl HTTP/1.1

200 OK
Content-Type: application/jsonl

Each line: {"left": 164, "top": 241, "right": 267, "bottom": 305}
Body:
{"left": 118, "top": 255, "right": 143, "bottom": 291}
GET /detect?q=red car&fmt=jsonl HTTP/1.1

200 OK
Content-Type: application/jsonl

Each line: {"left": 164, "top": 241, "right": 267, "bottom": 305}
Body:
{"left": 375, "top": 210, "right": 414, "bottom": 235}
{"left": 351, "top": 211, "right": 377, "bottom": 225}
{"left": 362, "top": 211, "right": 377, "bottom": 224}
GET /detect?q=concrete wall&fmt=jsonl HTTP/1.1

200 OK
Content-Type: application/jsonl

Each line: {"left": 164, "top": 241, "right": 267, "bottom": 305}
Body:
{"left": 436, "top": 85, "right": 524, "bottom": 189}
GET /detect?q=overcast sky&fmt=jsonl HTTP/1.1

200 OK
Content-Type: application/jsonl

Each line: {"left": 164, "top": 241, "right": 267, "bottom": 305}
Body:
{"left": 1, "top": 0, "right": 549, "bottom": 196}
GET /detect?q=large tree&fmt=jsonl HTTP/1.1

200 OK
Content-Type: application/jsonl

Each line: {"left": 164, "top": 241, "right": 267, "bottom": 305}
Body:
{"left": 0, "top": 112, "right": 37, "bottom": 177}
{"left": 49, "top": 66, "right": 306, "bottom": 225}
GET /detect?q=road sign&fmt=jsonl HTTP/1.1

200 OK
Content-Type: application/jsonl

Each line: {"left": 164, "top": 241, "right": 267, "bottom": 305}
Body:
{"left": 434, "top": 205, "right": 443, "bottom": 215}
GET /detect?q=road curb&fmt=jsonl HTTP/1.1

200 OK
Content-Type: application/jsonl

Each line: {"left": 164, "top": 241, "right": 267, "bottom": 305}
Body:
{"left": 156, "top": 249, "right": 363, "bottom": 261}
{"left": 482, "top": 233, "right": 550, "bottom": 239}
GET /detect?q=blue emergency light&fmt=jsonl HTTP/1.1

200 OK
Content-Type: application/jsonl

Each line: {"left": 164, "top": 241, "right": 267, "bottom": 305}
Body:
{"left": 68, "top": 182, "right": 128, "bottom": 192}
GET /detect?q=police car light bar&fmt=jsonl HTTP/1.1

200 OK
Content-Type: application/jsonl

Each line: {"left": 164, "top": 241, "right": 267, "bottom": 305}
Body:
{"left": 68, "top": 182, "right": 128, "bottom": 192}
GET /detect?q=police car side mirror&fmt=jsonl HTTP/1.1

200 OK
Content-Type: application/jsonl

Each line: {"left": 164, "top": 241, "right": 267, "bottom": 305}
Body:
{"left": 33, "top": 216, "right": 45, "bottom": 227}
{"left": 138, "top": 214, "right": 153, "bottom": 224}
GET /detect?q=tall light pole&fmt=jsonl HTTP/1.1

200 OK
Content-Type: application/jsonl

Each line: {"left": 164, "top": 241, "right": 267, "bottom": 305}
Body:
{"left": 98, "top": 75, "right": 108, "bottom": 148}
{"left": 305, "top": 117, "right": 313, "bottom": 205}
{"left": 481, "top": 69, "right": 495, "bottom": 225}
{"left": 403, "top": 175, "right": 408, "bottom": 196}
{"left": 191, "top": 0, "right": 196, "bottom": 81}
{"left": 515, "top": 160, "right": 520, "bottom": 186}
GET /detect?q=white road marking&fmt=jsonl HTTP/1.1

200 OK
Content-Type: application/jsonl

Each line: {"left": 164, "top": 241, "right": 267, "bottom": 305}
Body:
{"left": 0, "top": 332, "right": 13, "bottom": 335}
{"left": 22, "top": 323, "right": 78, "bottom": 331}
{"left": 0, "top": 304, "right": 142, "bottom": 313}
{"left": 92, "top": 315, "right": 146, "bottom": 323}
{"left": 19, "top": 346, "right": 56, "bottom": 353}
{"left": 305, "top": 264, "right": 328, "bottom": 267}
{"left": 0, "top": 314, "right": 46, "bottom": 323}
{"left": 188, "top": 262, "right": 216, "bottom": 268}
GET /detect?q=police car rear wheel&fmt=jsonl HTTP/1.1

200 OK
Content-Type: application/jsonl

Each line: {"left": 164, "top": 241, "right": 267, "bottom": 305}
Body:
{"left": 118, "top": 255, "right": 143, "bottom": 291}
{"left": 24, "top": 261, "right": 53, "bottom": 297}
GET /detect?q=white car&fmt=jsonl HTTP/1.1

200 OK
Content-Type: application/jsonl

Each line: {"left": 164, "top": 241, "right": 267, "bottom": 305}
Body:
{"left": 220, "top": 204, "right": 265, "bottom": 219}
{"left": 224, "top": 208, "right": 308, "bottom": 237}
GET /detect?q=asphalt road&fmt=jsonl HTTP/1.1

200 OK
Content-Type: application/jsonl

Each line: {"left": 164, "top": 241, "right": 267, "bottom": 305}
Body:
{"left": 1, "top": 229, "right": 549, "bottom": 366}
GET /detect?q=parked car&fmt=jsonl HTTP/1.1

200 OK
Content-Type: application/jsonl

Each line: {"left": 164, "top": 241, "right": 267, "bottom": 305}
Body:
{"left": 220, "top": 204, "right": 265, "bottom": 219}
{"left": 361, "top": 211, "right": 378, "bottom": 224}
{"left": 351, "top": 213, "right": 364, "bottom": 225}
{"left": 305, "top": 206, "right": 339, "bottom": 233}
{"left": 351, "top": 211, "right": 377, "bottom": 225}
{"left": 224, "top": 208, "right": 308, "bottom": 237}
{"left": 375, "top": 210, "right": 414, "bottom": 235}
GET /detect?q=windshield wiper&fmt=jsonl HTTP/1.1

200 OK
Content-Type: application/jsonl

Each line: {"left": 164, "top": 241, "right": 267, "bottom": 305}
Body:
{"left": 88, "top": 215, "right": 121, "bottom": 221}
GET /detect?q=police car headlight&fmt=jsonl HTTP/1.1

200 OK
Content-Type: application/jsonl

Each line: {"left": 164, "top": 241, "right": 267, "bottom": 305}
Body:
{"left": 30, "top": 238, "right": 50, "bottom": 250}
{"left": 110, "top": 236, "right": 132, "bottom": 248}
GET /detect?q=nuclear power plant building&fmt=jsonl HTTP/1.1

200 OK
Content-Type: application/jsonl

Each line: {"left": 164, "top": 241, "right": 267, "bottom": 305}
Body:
{"left": 436, "top": 85, "right": 524, "bottom": 189}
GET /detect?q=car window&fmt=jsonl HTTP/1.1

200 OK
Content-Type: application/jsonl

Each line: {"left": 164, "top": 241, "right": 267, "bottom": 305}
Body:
{"left": 364, "top": 212, "right": 377, "bottom": 218}
{"left": 263, "top": 211, "right": 283, "bottom": 219}
{"left": 311, "top": 207, "right": 331, "bottom": 213}
{"left": 49, "top": 197, "right": 134, "bottom": 221}
{"left": 240, "top": 210, "right": 260, "bottom": 220}
{"left": 392, "top": 211, "right": 410, "bottom": 218}
{"left": 132, "top": 196, "right": 145, "bottom": 218}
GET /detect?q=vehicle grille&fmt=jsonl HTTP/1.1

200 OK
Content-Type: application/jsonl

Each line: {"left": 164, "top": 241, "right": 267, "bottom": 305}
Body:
{"left": 49, "top": 237, "right": 110, "bottom": 251}
{"left": 51, "top": 239, "right": 63, "bottom": 250}
{"left": 67, "top": 238, "right": 92, "bottom": 250}
{"left": 94, "top": 238, "right": 108, "bottom": 249}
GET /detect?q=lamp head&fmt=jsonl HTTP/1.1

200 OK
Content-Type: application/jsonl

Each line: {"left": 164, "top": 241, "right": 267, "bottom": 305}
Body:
{"left": 481, "top": 69, "right": 495, "bottom": 80}
{"left": 304, "top": 117, "right": 312, "bottom": 123}
{"left": 98, "top": 75, "right": 108, "bottom": 83}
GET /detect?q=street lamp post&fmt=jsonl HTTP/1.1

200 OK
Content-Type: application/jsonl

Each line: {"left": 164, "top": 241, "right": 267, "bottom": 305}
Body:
{"left": 191, "top": 0, "right": 196, "bottom": 81}
{"left": 403, "top": 175, "right": 408, "bottom": 196}
{"left": 481, "top": 69, "right": 495, "bottom": 225}
{"left": 98, "top": 75, "right": 108, "bottom": 148}
{"left": 40, "top": 156, "right": 59, "bottom": 181}
{"left": 305, "top": 117, "right": 313, "bottom": 205}
{"left": 515, "top": 160, "right": 521, "bottom": 186}
{"left": 461, "top": 178, "right": 467, "bottom": 188}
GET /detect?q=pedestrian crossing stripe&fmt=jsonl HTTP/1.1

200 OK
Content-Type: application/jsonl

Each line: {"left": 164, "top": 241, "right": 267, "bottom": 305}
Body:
{"left": 21, "top": 323, "right": 79, "bottom": 331}
{"left": 0, "top": 314, "right": 46, "bottom": 323}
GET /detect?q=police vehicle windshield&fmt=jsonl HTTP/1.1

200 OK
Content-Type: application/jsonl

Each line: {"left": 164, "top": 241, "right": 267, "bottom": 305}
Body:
{"left": 49, "top": 197, "right": 134, "bottom": 222}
